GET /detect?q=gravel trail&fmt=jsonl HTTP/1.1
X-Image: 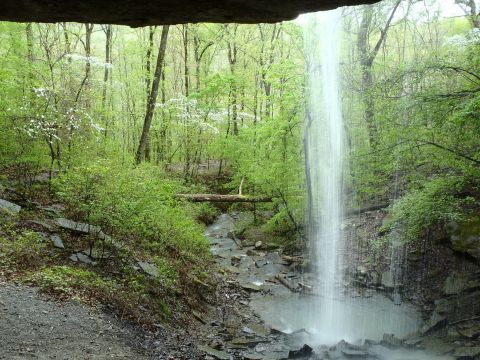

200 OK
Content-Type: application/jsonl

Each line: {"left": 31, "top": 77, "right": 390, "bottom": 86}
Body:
{"left": 0, "top": 283, "right": 155, "bottom": 360}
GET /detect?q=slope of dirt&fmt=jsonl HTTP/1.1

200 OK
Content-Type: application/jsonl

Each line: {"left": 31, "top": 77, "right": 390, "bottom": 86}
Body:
{"left": 0, "top": 282, "right": 156, "bottom": 360}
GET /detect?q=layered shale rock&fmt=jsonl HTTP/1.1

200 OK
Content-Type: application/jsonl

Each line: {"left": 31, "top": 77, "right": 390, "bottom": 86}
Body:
{"left": 0, "top": 0, "right": 377, "bottom": 26}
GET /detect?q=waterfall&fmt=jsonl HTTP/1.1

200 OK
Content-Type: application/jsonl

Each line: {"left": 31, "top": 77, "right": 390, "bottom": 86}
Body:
{"left": 302, "top": 9, "right": 421, "bottom": 345}
{"left": 304, "top": 8, "right": 354, "bottom": 344}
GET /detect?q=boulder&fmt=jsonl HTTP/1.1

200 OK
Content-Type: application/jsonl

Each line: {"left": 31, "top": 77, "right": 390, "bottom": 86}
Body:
{"left": 449, "top": 217, "right": 480, "bottom": 261}
{"left": 421, "top": 311, "right": 447, "bottom": 335}
{"left": 380, "top": 333, "right": 403, "bottom": 348}
{"left": 443, "top": 272, "right": 469, "bottom": 295}
{"left": 56, "top": 218, "right": 101, "bottom": 235}
{"left": 452, "top": 346, "right": 480, "bottom": 359}
{"left": 50, "top": 234, "right": 65, "bottom": 249}
{"left": 0, "top": 199, "right": 21, "bottom": 213}
{"left": 28, "top": 220, "right": 55, "bottom": 232}
{"left": 458, "top": 324, "right": 480, "bottom": 339}
{"left": 341, "top": 348, "right": 369, "bottom": 358}
{"left": 228, "top": 337, "right": 265, "bottom": 349}
{"left": 287, "top": 344, "right": 313, "bottom": 358}
{"left": 240, "top": 283, "right": 262, "bottom": 292}
{"left": 137, "top": 261, "right": 159, "bottom": 277}
{"left": 381, "top": 271, "right": 394, "bottom": 289}
{"left": 198, "top": 345, "right": 231, "bottom": 360}
{"left": 69, "top": 252, "right": 94, "bottom": 264}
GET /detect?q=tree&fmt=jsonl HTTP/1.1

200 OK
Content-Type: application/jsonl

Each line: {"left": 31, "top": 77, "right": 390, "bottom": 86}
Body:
{"left": 455, "top": 0, "right": 480, "bottom": 28}
{"left": 135, "top": 25, "right": 170, "bottom": 164}
{"left": 357, "top": 0, "right": 402, "bottom": 147}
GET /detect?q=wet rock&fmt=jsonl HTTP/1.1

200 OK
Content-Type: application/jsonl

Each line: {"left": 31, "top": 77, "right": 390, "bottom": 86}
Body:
{"left": 429, "top": 290, "right": 480, "bottom": 325}
{"left": 222, "top": 265, "right": 243, "bottom": 274}
{"left": 458, "top": 324, "right": 480, "bottom": 339}
{"left": 50, "top": 234, "right": 65, "bottom": 249}
{"left": 421, "top": 311, "right": 447, "bottom": 334}
{"left": 0, "top": 198, "right": 21, "bottom": 213}
{"left": 403, "top": 337, "right": 423, "bottom": 348}
{"left": 341, "top": 348, "right": 369, "bottom": 358}
{"left": 192, "top": 310, "right": 208, "bottom": 324}
{"left": 227, "top": 338, "right": 262, "bottom": 349}
{"left": 356, "top": 265, "right": 368, "bottom": 279}
{"left": 242, "top": 324, "right": 270, "bottom": 337}
{"left": 271, "top": 328, "right": 288, "bottom": 335}
{"left": 209, "top": 339, "right": 224, "bottom": 350}
{"left": 381, "top": 271, "right": 394, "bottom": 289}
{"left": 255, "top": 241, "right": 263, "bottom": 249}
{"left": 443, "top": 272, "right": 469, "bottom": 295}
{"left": 449, "top": 217, "right": 480, "bottom": 261}
{"left": 380, "top": 333, "right": 403, "bottom": 348}
{"left": 422, "top": 338, "right": 455, "bottom": 355}
{"left": 137, "top": 261, "right": 159, "bottom": 277}
{"left": 56, "top": 218, "right": 101, "bottom": 235}
{"left": 452, "top": 346, "right": 480, "bottom": 359}
{"left": 287, "top": 344, "right": 313, "bottom": 359}
{"left": 240, "top": 283, "right": 262, "bottom": 292}
{"left": 198, "top": 345, "right": 231, "bottom": 360}
{"left": 255, "top": 259, "right": 269, "bottom": 268}
{"left": 242, "top": 354, "right": 263, "bottom": 360}
{"left": 247, "top": 249, "right": 265, "bottom": 257}
{"left": 392, "top": 292, "right": 402, "bottom": 305}
{"left": 243, "top": 326, "right": 254, "bottom": 334}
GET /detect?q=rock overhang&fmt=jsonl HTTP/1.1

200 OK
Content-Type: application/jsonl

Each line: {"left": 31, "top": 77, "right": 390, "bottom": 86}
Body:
{"left": 1, "top": 0, "right": 378, "bottom": 26}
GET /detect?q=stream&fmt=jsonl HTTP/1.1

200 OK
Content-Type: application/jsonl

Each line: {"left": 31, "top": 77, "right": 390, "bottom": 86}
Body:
{"left": 205, "top": 213, "right": 453, "bottom": 360}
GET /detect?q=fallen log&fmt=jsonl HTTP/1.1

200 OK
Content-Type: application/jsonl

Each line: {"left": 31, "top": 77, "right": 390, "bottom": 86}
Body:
{"left": 345, "top": 203, "right": 389, "bottom": 217}
{"left": 175, "top": 194, "right": 273, "bottom": 203}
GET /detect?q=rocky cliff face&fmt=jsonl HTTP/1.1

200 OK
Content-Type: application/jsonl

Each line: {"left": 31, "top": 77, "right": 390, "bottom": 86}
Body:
{"left": 0, "top": 0, "right": 377, "bottom": 26}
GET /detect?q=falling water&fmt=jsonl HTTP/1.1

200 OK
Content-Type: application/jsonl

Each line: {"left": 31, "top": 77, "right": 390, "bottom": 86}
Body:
{"left": 303, "top": 8, "right": 348, "bottom": 344}
{"left": 301, "top": 9, "right": 423, "bottom": 345}
{"left": 249, "top": 9, "right": 447, "bottom": 356}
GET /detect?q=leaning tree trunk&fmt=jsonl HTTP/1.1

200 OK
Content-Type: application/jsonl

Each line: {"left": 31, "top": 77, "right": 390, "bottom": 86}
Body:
{"left": 135, "top": 25, "right": 170, "bottom": 164}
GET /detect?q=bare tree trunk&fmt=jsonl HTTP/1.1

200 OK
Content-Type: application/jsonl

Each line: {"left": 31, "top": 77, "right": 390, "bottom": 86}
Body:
{"left": 357, "top": 0, "right": 401, "bottom": 147}
{"left": 144, "top": 26, "right": 156, "bottom": 161}
{"left": 85, "top": 23, "right": 94, "bottom": 83}
{"left": 102, "top": 25, "right": 113, "bottom": 138}
{"left": 84, "top": 23, "right": 94, "bottom": 110}
{"left": 145, "top": 26, "right": 156, "bottom": 96}
{"left": 183, "top": 24, "right": 190, "bottom": 98}
{"left": 455, "top": 0, "right": 480, "bottom": 28}
{"left": 135, "top": 25, "right": 170, "bottom": 164}
{"left": 225, "top": 24, "right": 238, "bottom": 135}
{"left": 25, "top": 23, "right": 34, "bottom": 96}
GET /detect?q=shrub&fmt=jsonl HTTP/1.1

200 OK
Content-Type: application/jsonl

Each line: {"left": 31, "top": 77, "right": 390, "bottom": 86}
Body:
{"left": 0, "top": 228, "right": 48, "bottom": 274}
{"left": 382, "top": 174, "right": 477, "bottom": 243}
{"left": 53, "top": 160, "right": 210, "bottom": 261}
{"left": 27, "top": 265, "right": 113, "bottom": 297}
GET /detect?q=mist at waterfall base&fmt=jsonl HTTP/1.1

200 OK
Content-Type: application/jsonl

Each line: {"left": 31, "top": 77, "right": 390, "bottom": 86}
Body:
{"left": 301, "top": 9, "right": 420, "bottom": 345}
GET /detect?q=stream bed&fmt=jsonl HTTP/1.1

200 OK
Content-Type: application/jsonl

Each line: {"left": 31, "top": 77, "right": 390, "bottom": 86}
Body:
{"left": 204, "top": 213, "right": 455, "bottom": 359}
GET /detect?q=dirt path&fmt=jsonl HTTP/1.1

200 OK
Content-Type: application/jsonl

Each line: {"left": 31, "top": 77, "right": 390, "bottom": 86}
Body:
{"left": 0, "top": 282, "right": 156, "bottom": 360}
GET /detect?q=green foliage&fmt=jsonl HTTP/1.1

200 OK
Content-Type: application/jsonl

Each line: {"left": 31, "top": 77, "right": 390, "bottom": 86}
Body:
{"left": 382, "top": 175, "right": 477, "bottom": 243}
{"left": 53, "top": 160, "right": 210, "bottom": 260}
{"left": 0, "top": 216, "right": 48, "bottom": 273}
{"left": 27, "top": 265, "right": 113, "bottom": 297}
